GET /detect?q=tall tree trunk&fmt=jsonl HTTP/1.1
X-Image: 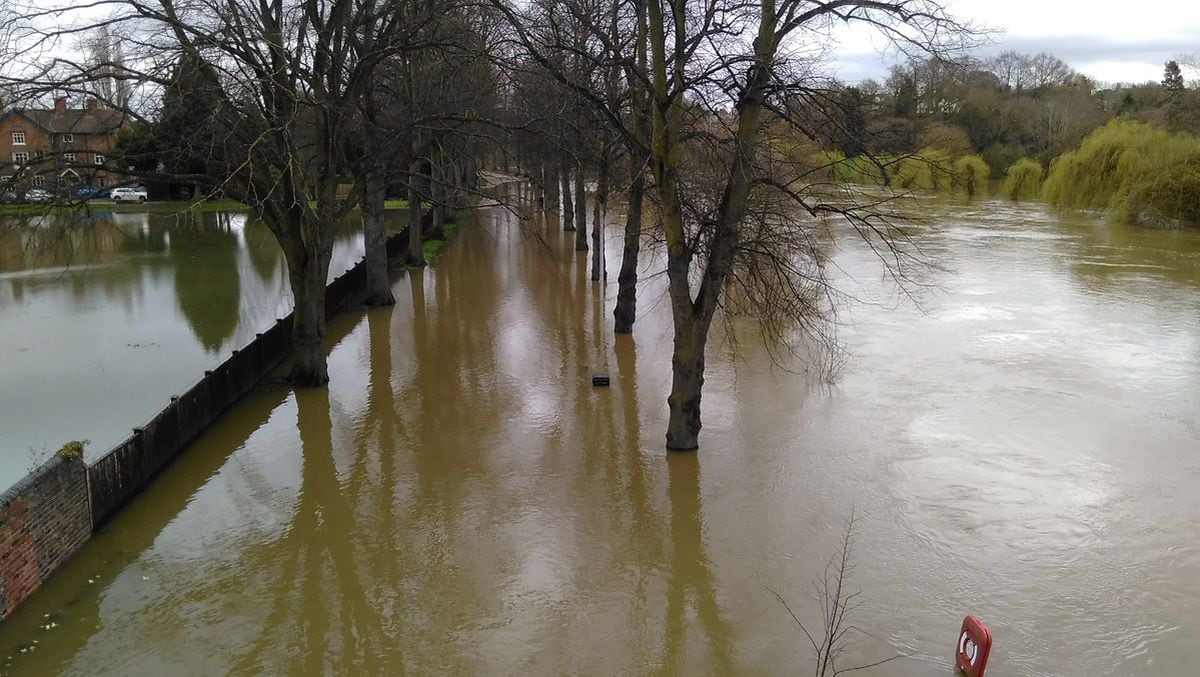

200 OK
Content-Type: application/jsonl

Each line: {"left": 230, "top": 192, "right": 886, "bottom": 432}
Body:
{"left": 430, "top": 161, "right": 444, "bottom": 236}
{"left": 546, "top": 162, "right": 561, "bottom": 213}
{"left": 287, "top": 239, "right": 332, "bottom": 386}
{"left": 361, "top": 169, "right": 395, "bottom": 307}
{"left": 405, "top": 158, "right": 425, "bottom": 267}
{"left": 591, "top": 154, "right": 607, "bottom": 281}
{"left": 537, "top": 160, "right": 547, "bottom": 209}
{"left": 665, "top": 314, "right": 708, "bottom": 450}
{"left": 574, "top": 165, "right": 588, "bottom": 251}
{"left": 613, "top": 168, "right": 644, "bottom": 333}
{"left": 560, "top": 154, "right": 575, "bottom": 231}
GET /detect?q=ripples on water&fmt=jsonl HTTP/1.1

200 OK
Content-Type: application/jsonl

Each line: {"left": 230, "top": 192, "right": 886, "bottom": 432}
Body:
{"left": 2, "top": 193, "right": 1199, "bottom": 675}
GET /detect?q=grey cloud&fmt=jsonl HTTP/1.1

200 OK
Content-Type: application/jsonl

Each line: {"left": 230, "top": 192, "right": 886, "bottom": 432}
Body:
{"left": 979, "top": 35, "right": 1198, "bottom": 64}
{"left": 828, "top": 34, "right": 1199, "bottom": 83}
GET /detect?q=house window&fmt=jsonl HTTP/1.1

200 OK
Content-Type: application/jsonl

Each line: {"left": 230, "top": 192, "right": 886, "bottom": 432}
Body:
{"left": 32, "top": 175, "right": 45, "bottom": 187}
{"left": 34, "top": 150, "right": 44, "bottom": 161}
{"left": 12, "top": 151, "right": 29, "bottom": 164}
{"left": 57, "top": 175, "right": 67, "bottom": 187}
{"left": 63, "top": 152, "right": 76, "bottom": 163}
{"left": 94, "top": 154, "right": 105, "bottom": 165}
{"left": 61, "top": 133, "right": 74, "bottom": 143}
{"left": 11, "top": 131, "right": 25, "bottom": 145}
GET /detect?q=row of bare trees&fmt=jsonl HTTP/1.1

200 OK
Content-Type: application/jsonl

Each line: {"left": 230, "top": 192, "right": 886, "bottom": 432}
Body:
{"left": 4, "top": 0, "right": 497, "bottom": 384}
{"left": 494, "top": 0, "right": 973, "bottom": 449}
{"left": 4, "top": 0, "right": 975, "bottom": 450}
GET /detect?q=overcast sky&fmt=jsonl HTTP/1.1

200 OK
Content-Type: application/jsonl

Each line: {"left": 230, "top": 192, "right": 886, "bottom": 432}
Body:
{"left": 829, "top": 0, "right": 1200, "bottom": 85}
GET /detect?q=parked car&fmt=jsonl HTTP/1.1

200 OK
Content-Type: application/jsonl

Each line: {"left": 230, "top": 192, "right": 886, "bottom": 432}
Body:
{"left": 110, "top": 187, "right": 148, "bottom": 204}
{"left": 76, "top": 186, "right": 113, "bottom": 200}
{"left": 25, "top": 188, "right": 54, "bottom": 203}
{"left": 0, "top": 190, "right": 17, "bottom": 204}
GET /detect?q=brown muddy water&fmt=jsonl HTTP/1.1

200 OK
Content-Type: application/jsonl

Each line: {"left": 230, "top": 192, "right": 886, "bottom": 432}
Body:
{"left": 0, "top": 210, "right": 390, "bottom": 487}
{"left": 1, "top": 186, "right": 1199, "bottom": 675}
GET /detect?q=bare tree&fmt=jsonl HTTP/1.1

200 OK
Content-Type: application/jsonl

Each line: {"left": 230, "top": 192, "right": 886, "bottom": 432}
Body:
{"left": 497, "top": 0, "right": 973, "bottom": 450}
{"left": 7, "top": 0, "right": 460, "bottom": 385}
{"left": 770, "top": 514, "right": 903, "bottom": 676}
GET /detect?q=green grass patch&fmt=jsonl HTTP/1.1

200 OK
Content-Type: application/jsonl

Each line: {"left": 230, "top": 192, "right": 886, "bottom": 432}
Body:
{"left": 419, "top": 211, "right": 470, "bottom": 262}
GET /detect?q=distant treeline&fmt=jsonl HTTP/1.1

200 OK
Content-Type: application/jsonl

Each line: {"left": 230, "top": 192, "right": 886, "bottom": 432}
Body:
{"left": 806, "top": 53, "right": 1200, "bottom": 224}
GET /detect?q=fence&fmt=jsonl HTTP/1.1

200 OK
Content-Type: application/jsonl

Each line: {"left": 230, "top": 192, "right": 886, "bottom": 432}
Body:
{"left": 1, "top": 230, "right": 408, "bottom": 621}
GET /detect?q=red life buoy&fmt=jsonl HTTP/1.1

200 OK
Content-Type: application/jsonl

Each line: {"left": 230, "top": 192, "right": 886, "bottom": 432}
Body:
{"left": 955, "top": 615, "right": 992, "bottom": 677}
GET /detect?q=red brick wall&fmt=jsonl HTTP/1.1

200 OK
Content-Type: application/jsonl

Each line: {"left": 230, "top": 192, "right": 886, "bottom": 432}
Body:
{"left": 0, "top": 456, "right": 90, "bottom": 620}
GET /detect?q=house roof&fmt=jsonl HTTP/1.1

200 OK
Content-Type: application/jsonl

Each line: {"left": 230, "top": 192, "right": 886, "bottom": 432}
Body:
{"left": 2, "top": 107, "right": 126, "bottom": 135}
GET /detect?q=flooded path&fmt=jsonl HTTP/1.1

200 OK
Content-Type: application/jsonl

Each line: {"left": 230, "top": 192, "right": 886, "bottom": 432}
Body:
{"left": 2, "top": 188, "right": 1199, "bottom": 675}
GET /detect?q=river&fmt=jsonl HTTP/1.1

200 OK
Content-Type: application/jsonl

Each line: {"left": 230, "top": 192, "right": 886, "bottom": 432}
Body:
{"left": 0, "top": 210, "right": 387, "bottom": 488}
{"left": 1, "top": 186, "right": 1198, "bottom": 675}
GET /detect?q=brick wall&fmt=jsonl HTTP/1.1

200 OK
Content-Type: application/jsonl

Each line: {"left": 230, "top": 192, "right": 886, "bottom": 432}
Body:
{"left": 0, "top": 455, "right": 90, "bottom": 620}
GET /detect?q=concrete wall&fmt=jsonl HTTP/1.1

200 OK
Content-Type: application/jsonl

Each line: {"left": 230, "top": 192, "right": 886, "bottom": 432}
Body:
{"left": 0, "top": 456, "right": 90, "bottom": 620}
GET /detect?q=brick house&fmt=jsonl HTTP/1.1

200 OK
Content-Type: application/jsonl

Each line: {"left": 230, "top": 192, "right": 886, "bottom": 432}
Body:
{"left": 0, "top": 96, "right": 127, "bottom": 194}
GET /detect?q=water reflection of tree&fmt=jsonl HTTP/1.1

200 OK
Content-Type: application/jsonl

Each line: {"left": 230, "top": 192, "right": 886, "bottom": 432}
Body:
{"left": 242, "top": 218, "right": 282, "bottom": 284}
{"left": 659, "top": 453, "right": 735, "bottom": 673}
{"left": 170, "top": 213, "right": 241, "bottom": 353}
{"left": 232, "top": 387, "right": 398, "bottom": 673}
{"left": 1064, "top": 217, "right": 1200, "bottom": 291}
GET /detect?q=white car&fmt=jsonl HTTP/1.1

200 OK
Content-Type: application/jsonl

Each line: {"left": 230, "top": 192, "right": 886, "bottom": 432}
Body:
{"left": 110, "top": 187, "right": 148, "bottom": 204}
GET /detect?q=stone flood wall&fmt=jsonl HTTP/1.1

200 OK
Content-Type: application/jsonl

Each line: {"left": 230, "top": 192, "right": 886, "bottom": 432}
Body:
{"left": 0, "top": 456, "right": 90, "bottom": 619}
{"left": 1, "top": 231, "right": 405, "bottom": 622}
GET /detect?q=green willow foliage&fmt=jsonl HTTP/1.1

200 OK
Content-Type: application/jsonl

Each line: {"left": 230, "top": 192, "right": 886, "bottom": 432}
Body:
{"left": 889, "top": 149, "right": 953, "bottom": 191}
{"left": 817, "top": 151, "right": 884, "bottom": 184}
{"left": 1043, "top": 119, "right": 1200, "bottom": 225}
{"left": 952, "top": 155, "right": 990, "bottom": 197}
{"left": 1000, "top": 158, "right": 1044, "bottom": 201}
{"left": 818, "top": 149, "right": 986, "bottom": 198}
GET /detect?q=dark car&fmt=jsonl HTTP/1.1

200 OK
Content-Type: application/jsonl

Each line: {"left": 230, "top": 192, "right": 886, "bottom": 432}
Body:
{"left": 76, "top": 187, "right": 113, "bottom": 200}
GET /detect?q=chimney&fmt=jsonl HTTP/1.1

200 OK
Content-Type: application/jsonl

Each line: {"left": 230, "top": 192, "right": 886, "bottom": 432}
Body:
{"left": 54, "top": 96, "right": 68, "bottom": 111}
{"left": 85, "top": 97, "right": 99, "bottom": 110}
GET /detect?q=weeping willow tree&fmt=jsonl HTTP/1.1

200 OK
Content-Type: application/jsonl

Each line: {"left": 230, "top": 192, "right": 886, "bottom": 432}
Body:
{"left": 952, "top": 154, "right": 990, "bottom": 197}
{"left": 890, "top": 148, "right": 953, "bottom": 191}
{"left": 815, "top": 150, "right": 884, "bottom": 185}
{"left": 1001, "top": 158, "right": 1044, "bottom": 201}
{"left": 1043, "top": 119, "right": 1200, "bottom": 225}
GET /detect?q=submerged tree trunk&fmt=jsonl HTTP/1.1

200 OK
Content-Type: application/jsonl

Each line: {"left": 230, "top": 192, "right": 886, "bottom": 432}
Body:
{"left": 287, "top": 237, "right": 333, "bottom": 386}
{"left": 406, "top": 158, "right": 425, "bottom": 267}
{"left": 546, "top": 162, "right": 561, "bottom": 213}
{"left": 561, "top": 154, "right": 575, "bottom": 231}
{"left": 591, "top": 155, "right": 607, "bottom": 281}
{"left": 574, "top": 166, "right": 588, "bottom": 251}
{"left": 361, "top": 170, "right": 396, "bottom": 306}
{"left": 613, "top": 168, "right": 644, "bottom": 333}
{"left": 430, "top": 161, "right": 444, "bottom": 236}
{"left": 536, "top": 160, "right": 547, "bottom": 209}
{"left": 665, "top": 315, "right": 708, "bottom": 450}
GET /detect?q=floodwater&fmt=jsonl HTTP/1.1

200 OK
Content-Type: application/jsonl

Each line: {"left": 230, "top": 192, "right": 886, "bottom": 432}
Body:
{"left": 0, "top": 210, "right": 387, "bottom": 487}
{"left": 2, "top": 186, "right": 1199, "bottom": 675}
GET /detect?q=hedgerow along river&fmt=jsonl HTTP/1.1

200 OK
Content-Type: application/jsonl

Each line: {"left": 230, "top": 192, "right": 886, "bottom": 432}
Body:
{"left": 2, "top": 187, "right": 1198, "bottom": 674}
